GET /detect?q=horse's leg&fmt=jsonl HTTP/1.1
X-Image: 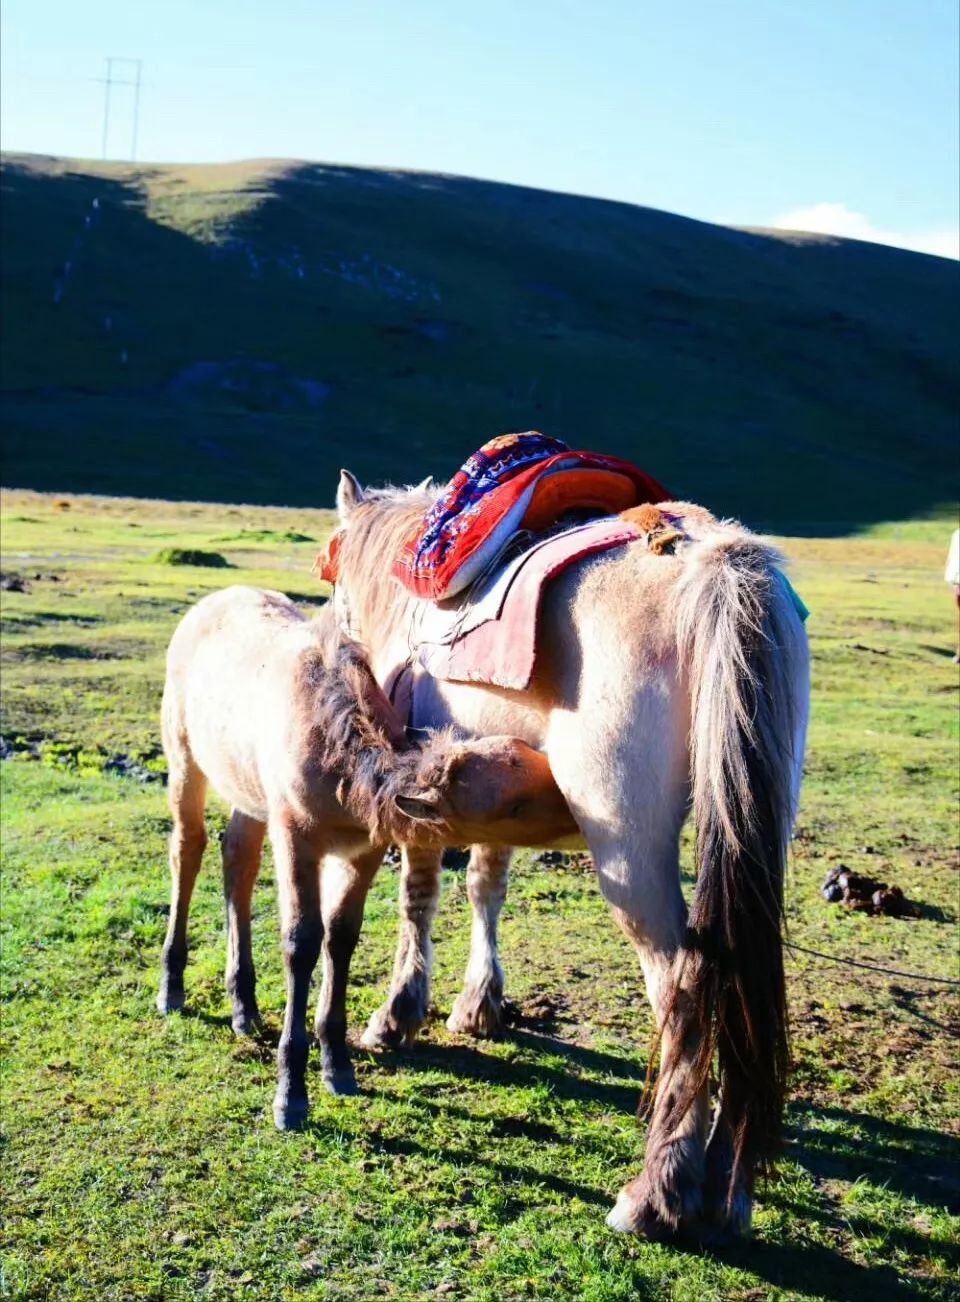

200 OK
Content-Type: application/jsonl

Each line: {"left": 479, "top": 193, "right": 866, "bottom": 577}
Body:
{"left": 546, "top": 683, "right": 709, "bottom": 1239}
{"left": 270, "top": 814, "right": 323, "bottom": 1130}
{"left": 446, "top": 845, "right": 511, "bottom": 1037}
{"left": 700, "top": 1099, "right": 752, "bottom": 1237}
{"left": 314, "top": 846, "right": 383, "bottom": 1094}
{"left": 221, "top": 809, "right": 266, "bottom": 1035}
{"left": 361, "top": 846, "right": 440, "bottom": 1049}
{"left": 156, "top": 748, "right": 208, "bottom": 1014}
{"left": 604, "top": 902, "right": 710, "bottom": 1238}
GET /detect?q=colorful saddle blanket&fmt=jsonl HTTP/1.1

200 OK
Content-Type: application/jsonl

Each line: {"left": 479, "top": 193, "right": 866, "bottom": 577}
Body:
{"left": 392, "top": 431, "right": 669, "bottom": 601}
{"left": 410, "top": 517, "right": 646, "bottom": 691}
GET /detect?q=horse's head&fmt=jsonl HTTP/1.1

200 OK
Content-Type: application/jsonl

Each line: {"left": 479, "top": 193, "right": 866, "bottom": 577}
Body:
{"left": 394, "top": 736, "right": 577, "bottom": 848}
{"left": 336, "top": 468, "right": 365, "bottom": 522}
{"left": 335, "top": 469, "right": 435, "bottom": 525}
{"left": 321, "top": 469, "right": 436, "bottom": 640}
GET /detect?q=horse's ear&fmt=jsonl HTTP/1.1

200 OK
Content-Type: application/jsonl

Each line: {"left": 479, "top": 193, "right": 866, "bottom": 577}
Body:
{"left": 415, "top": 475, "right": 434, "bottom": 492}
{"left": 337, "top": 469, "right": 364, "bottom": 521}
{"left": 394, "top": 790, "right": 445, "bottom": 823}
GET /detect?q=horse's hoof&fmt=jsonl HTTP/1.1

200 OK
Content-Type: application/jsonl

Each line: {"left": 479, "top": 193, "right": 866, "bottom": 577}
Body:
{"left": 605, "top": 1189, "right": 681, "bottom": 1241}
{"left": 273, "top": 1096, "right": 309, "bottom": 1131}
{"left": 446, "top": 985, "right": 504, "bottom": 1038}
{"left": 231, "top": 1010, "right": 262, "bottom": 1037}
{"left": 606, "top": 1143, "right": 705, "bottom": 1239}
{"left": 361, "top": 1006, "right": 419, "bottom": 1050}
{"left": 703, "top": 1191, "right": 752, "bottom": 1239}
{"left": 156, "top": 986, "right": 185, "bottom": 1015}
{"left": 606, "top": 1189, "right": 645, "bottom": 1234}
{"left": 322, "top": 1067, "right": 358, "bottom": 1097}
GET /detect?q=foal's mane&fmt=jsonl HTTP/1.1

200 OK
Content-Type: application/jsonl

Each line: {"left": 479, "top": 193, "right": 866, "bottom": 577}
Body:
{"left": 307, "top": 602, "right": 454, "bottom": 841}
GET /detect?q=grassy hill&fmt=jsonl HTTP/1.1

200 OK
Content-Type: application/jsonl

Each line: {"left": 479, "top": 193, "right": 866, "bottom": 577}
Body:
{"left": 1, "top": 152, "right": 957, "bottom": 531}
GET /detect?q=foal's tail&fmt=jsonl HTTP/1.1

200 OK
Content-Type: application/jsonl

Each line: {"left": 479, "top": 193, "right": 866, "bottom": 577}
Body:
{"left": 672, "top": 522, "right": 808, "bottom": 1198}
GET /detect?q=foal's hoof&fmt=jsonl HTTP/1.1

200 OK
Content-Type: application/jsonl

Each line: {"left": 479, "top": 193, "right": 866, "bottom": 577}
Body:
{"left": 156, "top": 985, "right": 185, "bottom": 1015}
{"left": 273, "top": 1095, "right": 309, "bottom": 1131}
{"left": 361, "top": 1005, "right": 420, "bottom": 1050}
{"left": 446, "top": 985, "right": 504, "bottom": 1038}
{"left": 322, "top": 1067, "right": 358, "bottom": 1097}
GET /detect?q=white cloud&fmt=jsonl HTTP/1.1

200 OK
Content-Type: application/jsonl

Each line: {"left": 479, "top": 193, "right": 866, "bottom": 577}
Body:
{"left": 771, "top": 202, "right": 959, "bottom": 260}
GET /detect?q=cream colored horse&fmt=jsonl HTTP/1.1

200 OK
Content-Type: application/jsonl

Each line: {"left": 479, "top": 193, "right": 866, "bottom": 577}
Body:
{"left": 156, "top": 586, "right": 576, "bottom": 1128}
{"left": 328, "top": 475, "right": 809, "bottom": 1240}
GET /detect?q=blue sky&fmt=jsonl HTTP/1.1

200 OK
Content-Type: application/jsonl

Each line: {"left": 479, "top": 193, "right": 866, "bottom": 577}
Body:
{"left": 2, "top": 0, "right": 957, "bottom": 256}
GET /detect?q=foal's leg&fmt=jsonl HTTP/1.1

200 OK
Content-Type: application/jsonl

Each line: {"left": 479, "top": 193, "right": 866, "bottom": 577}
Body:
{"left": 270, "top": 815, "right": 323, "bottom": 1130}
{"left": 446, "top": 845, "right": 511, "bottom": 1037}
{"left": 314, "top": 847, "right": 383, "bottom": 1094}
{"left": 221, "top": 809, "right": 266, "bottom": 1035}
{"left": 362, "top": 846, "right": 441, "bottom": 1049}
{"left": 157, "top": 751, "right": 208, "bottom": 1014}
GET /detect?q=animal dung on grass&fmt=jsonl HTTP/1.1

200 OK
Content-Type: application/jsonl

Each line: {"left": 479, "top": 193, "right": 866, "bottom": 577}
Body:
{"left": 151, "top": 547, "right": 232, "bottom": 568}
{"left": 821, "top": 866, "right": 921, "bottom": 917}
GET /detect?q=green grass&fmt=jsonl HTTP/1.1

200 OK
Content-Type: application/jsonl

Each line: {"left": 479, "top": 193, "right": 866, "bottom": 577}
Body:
{"left": 2, "top": 152, "right": 958, "bottom": 532}
{"left": 1, "top": 489, "right": 958, "bottom": 1300}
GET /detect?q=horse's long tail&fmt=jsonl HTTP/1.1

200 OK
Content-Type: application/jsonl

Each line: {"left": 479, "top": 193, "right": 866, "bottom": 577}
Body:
{"left": 672, "top": 524, "right": 808, "bottom": 1199}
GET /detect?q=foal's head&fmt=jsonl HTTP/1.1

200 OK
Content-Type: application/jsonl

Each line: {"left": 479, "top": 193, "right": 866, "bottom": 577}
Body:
{"left": 396, "top": 735, "right": 577, "bottom": 849}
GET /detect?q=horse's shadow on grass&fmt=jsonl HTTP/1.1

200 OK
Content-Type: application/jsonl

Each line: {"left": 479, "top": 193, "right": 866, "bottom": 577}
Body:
{"left": 361, "top": 1027, "right": 647, "bottom": 1116}
{"left": 738, "top": 1105, "right": 960, "bottom": 1300}
{"left": 787, "top": 1102, "right": 960, "bottom": 1212}
{"left": 188, "top": 1006, "right": 956, "bottom": 1298}
{"left": 891, "top": 984, "right": 959, "bottom": 1033}
{"left": 360, "top": 1126, "right": 612, "bottom": 1212}
{"left": 917, "top": 643, "right": 957, "bottom": 660}
{"left": 348, "top": 1032, "right": 959, "bottom": 1299}
{"left": 719, "top": 1234, "right": 944, "bottom": 1302}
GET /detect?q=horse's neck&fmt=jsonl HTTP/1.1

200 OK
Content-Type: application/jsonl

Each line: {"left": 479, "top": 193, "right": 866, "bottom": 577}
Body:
{"left": 357, "top": 575, "right": 421, "bottom": 659}
{"left": 363, "top": 599, "right": 422, "bottom": 686}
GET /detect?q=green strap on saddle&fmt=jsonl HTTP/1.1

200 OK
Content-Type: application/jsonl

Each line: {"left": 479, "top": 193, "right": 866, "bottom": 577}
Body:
{"left": 779, "top": 572, "right": 810, "bottom": 623}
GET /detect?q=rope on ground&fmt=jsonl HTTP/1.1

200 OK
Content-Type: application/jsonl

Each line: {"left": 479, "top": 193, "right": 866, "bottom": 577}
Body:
{"left": 784, "top": 939, "right": 960, "bottom": 987}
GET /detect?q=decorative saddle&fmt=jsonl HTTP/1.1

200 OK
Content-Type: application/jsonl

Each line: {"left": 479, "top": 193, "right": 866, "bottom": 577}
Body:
{"left": 391, "top": 431, "right": 669, "bottom": 602}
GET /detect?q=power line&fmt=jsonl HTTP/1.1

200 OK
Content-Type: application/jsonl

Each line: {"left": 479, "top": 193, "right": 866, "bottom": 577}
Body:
{"left": 94, "top": 57, "right": 144, "bottom": 161}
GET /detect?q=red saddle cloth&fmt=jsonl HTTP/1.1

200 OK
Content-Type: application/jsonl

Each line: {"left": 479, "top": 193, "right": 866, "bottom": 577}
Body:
{"left": 393, "top": 432, "right": 668, "bottom": 601}
{"left": 412, "top": 517, "right": 645, "bottom": 691}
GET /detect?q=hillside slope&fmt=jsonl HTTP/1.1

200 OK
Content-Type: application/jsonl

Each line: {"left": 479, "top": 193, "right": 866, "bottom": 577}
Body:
{"left": 1, "top": 152, "right": 957, "bottom": 530}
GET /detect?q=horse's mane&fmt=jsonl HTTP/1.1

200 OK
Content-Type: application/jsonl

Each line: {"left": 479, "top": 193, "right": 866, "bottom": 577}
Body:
{"left": 305, "top": 603, "right": 454, "bottom": 841}
{"left": 335, "top": 485, "right": 437, "bottom": 653}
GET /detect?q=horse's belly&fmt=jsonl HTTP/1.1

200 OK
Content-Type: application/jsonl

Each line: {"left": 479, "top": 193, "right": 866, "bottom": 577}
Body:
{"left": 409, "top": 672, "right": 548, "bottom": 747}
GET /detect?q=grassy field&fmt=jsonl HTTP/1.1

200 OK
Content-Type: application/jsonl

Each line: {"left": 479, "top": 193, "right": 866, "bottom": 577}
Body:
{"left": 2, "top": 152, "right": 958, "bottom": 532}
{"left": 1, "top": 487, "right": 958, "bottom": 1301}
